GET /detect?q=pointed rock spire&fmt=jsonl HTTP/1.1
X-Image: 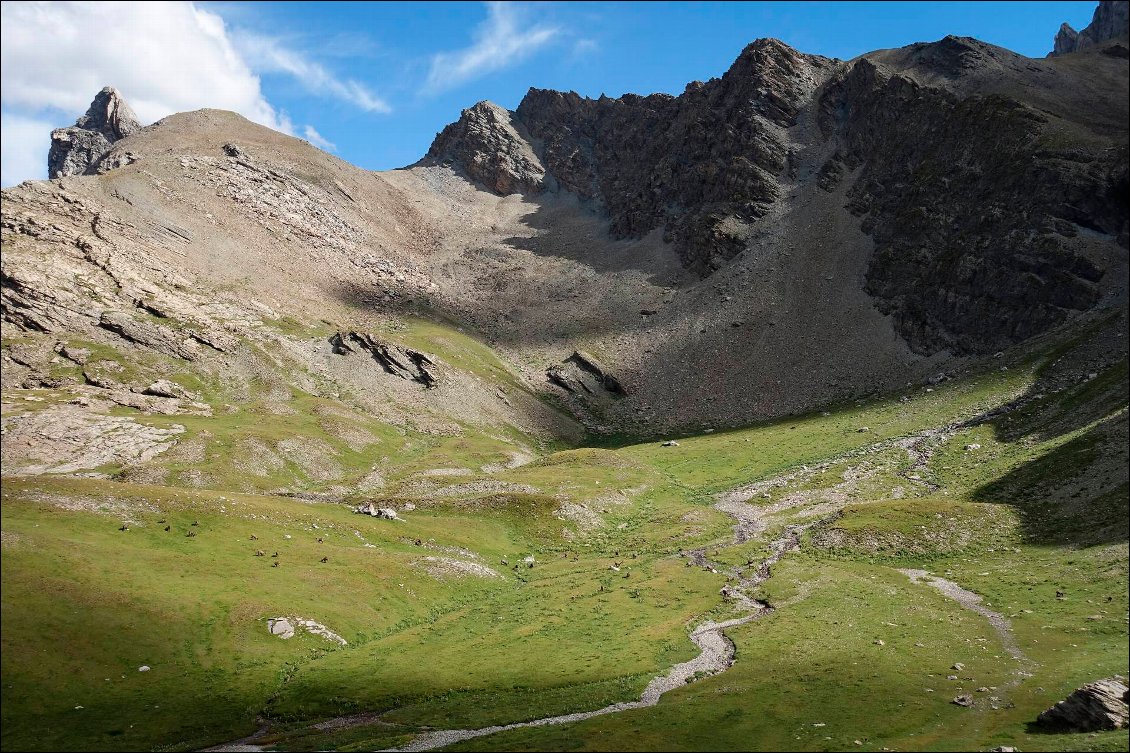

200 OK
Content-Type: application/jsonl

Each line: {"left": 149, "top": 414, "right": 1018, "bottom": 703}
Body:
{"left": 1050, "top": 0, "right": 1129, "bottom": 56}
{"left": 421, "top": 100, "right": 545, "bottom": 195}
{"left": 48, "top": 87, "right": 141, "bottom": 178}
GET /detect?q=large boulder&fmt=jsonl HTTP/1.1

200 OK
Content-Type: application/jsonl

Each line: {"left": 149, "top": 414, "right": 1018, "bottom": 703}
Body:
{"left": 1037, "top": 676, "right": 1129, "bottom": 731}
{"left": 48, "top": 87, "right": 141, "bottom": 178}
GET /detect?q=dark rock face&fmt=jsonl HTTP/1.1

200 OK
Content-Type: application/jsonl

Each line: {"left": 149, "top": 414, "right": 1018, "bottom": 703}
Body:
{"left": 331, "top": 331, "right": 440, "bottom": 388}
{"left": 421, "top": 26, "right": 1129, "bottom": 360}
{"left": 428, "top": 39, "right": 835, "bottom": 275}
{"left": 48, "top": 87, "right": 141, "bottom": 178}
{"left": 1051, "top": 1, "right": 1129, "bottom": 56}
{"left": 1037, "top": 676, "right": 1129, "bottom": 731}
{"left": 516, "top": 39, "right": 836, "bottom": 274}
{"left": 817, "top": 42, "right": 1121, "bottom": 354}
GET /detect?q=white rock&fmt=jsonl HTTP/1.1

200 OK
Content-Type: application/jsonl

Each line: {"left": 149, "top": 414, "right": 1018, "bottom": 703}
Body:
{"left": 268, "top": 617, "right": 295, "bottom": 639}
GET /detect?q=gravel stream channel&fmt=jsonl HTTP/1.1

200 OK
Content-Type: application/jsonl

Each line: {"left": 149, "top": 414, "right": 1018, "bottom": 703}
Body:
{"left": 382, "top": 496, "right": 799, "bottom": 752}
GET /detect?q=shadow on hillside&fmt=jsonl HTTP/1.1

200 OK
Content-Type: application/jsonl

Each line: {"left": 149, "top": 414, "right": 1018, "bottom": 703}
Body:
{"left": 966, "top": 311, "right": 1129, "bottom": 546}
{"left": 329, "top": 172, "right": 698, "bottom": 351}
{"left": 974, "top": 413, "right": 1128, "bottom": 546}
{"left": 498, "top": 190, "right": 689, "bottom": 284}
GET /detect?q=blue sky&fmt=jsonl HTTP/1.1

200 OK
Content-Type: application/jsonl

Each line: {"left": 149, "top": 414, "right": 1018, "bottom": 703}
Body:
{"left": 1, "top": 1, "right": 1099, "bottom": 186}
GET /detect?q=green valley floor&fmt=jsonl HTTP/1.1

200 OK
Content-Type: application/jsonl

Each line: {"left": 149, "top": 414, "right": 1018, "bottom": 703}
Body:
{"left": 2, "top": 318, "right": 1127, "bottom": 753}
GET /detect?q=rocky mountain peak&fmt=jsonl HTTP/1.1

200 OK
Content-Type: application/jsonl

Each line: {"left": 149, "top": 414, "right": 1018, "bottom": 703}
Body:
{"left": 905, "top": 35, "right": 1000, "bottom": 74}
{"left": 720, "top": 38, "right": 837, "bottom": 127}
{"left": 48, "top": 86, "right": 141, "bottom": 179}
{"left": 483, "top": 39, "right": 840, "bottom": 272}
{"left": 726, "top": 36, "right": 822, "bottom": 79}
{"left": 421, "top": 100, "right": 545, "bottom": 195}
{"left": 1051, "top": 0, "right": 1129, "bottom": 55}
{"left": 75, "top": 86, "right": 140, "bottom": 139}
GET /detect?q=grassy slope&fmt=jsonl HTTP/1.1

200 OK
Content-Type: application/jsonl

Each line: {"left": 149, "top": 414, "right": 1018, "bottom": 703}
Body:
{"left": 1, "top": 318, "right": 1127, "bottom": 752}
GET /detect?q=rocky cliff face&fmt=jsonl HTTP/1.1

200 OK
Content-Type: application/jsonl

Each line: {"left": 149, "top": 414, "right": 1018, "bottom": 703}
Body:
{"left": 425, "top": 39, "right": 835, "bottom": 274}
{"left": 48, "top": 87, "right": 141, "bottom": 178}
{"left": 524, "top": 40, "right": 837, "bottom": 274}
{"left": 1052, "top": 0, "right": 1129, "bottom": 56}
{"left": 430, "top": 31, "right": 1127, "bottom": 357}
{"left": 818, "top": 37, "right": 1125, "bottom": 354}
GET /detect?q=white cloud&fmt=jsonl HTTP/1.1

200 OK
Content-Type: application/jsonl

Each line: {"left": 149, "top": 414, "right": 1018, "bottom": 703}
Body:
{"left": 1, "top": 2, "right": 287, "bottom": 129}
{"left": 425, "top": 2, "right": 559, "bottom": 93}
{"left": 235, "top": 32, "right": 391, "bottom": 113}
{"left": 572, "top": 38, "right": 599, "bottom": 57}
{"left": 0, "top": 1, "right": 298, "bottom": 186}
{"left": 303, "top": 124, "right": 336, "bottom": 152}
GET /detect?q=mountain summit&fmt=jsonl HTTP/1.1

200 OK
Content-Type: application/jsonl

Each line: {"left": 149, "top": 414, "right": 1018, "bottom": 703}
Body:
{"left": 48, "top": 86, "right": 141, "bottom": 178}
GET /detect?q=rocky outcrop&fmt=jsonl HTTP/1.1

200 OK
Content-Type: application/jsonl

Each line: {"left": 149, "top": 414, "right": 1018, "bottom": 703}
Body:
{"left": 99, "top": 310, "right": 201, "bottom": 361}
{"left": 547, "top": 351, "right": 627, "bottom": 398}
{"left": 0, "top": 405, "right": 184, "bottom": 475}
{"left": 330, "top": 331, "right": 440, "bottom": 388}
{"left": 1037, "top": 676, "right": 1129, "bottom": 731}
{"left": 355, "top": 502, "right": 401, "bottom": 520}
{"left": 141, "top": 379, "right": 195, "bottom": 400}
{"left": 48, "top": 87, "right": 140, "bottom": 178}
{"left": 568, "top": 351, "right": 626, "bottom": 396}
{"left": 421, "top": 101, "right": 545, "bottom": 195}
{"left": 1051, "top": 1, "right": 1129, "bottom": 56}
